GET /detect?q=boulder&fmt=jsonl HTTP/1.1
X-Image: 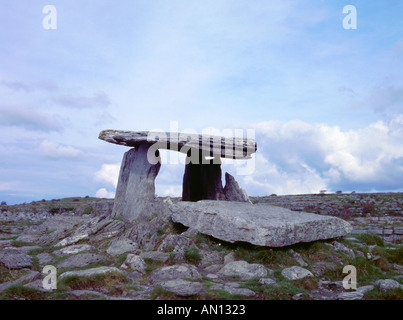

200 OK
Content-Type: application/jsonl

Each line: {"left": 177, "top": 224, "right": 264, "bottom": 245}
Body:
{"left": 120, "top": 254, "right": 146, "bottom": 273}
{"left": 148, "top": 264, "right": 201, "bottom": 284}
{"left": 57, "top": 253, "right": 106, "bottom": 269}
{"left": 106, "top": 238, "right": 138, "bottom": 256}
{"left": 112, "top": 145, "right": 161, "bottom": 222}
{"left": 223, "top": 172, "right": 250, "bottom": 203}
{"left": 59, "top": 266, "right": 123, "bottom": 279}
{"left": 0, "top": 251, "right": 32, "bottom": 269}
{"left": 281, "top": 266, "right": 314, "bottom": 280}
{"left": 217, "top": 260, "right": 267, "bottom": 280}
{"left": 165, "top": 200, "right": 352, "bottom": 247}
{"left": 375, "top": 279, "right": 402, "bottom": 292}
{"left": 159, "top": 279, "right": 206, "bottom": 296}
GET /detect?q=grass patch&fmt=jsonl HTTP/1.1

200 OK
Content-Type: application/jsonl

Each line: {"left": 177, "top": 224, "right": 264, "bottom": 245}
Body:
{"left": 58, "top": 271, "right": 128, "bottom": 294}
{"left": 364, "top": 287, "right": 403, "bottom": 300}
{"left": 354, "top": 233, "right": 385, "bottom": 247}
{"left": 0, "top": 284, "right": 49, "bottom": 300}
{"left": 184, "top": 247, "right": 202, "bottom": 265}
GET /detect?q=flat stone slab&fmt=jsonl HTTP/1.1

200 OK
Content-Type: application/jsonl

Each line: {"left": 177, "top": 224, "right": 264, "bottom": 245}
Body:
{"left": 99, "top": 130, "right": 257, "bottom": 159}
{"left": 166, "top": 200, "right": 352, "bottom": 247}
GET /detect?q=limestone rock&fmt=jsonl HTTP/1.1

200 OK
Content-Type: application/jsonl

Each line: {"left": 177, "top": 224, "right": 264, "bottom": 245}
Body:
{"left": 337, "top": 291, "right": 364, "bottom": 300}
{"left": 0, "top": 251, "right": 32, "bottom": 269}
{"left": 112, "top": 145, "right": 161, "bottom": 222}
{"left": 375, "top": 279, "right": 402, "bottom": 292}
{"left": 59, "top": 266, "right": 123, "bottom": 279}
{"left": 281, "top": 266, "right": 314, "bottom": 280}
{"left": 148, "top": 264, "right": 201, "bottom": 284}
{"left": 120, "top": 254, "right": 146, "bottom": 273}
{"left": 159, "top": 279, "right": 206, "bottom": 296}
{"left": 223, "top": 172, "right": 250, "bottom": 203}
{"left": 99, "top": 130, "right": 257, "bottom": 160}
{"left": 106, "top": 238, "right": 138, "bottom": 256}
{"left": 217, "top": 260, "right": 267, "bottom": 280}
{"left": 140, "top": 251, "right": 170, "bottom": 263}
{"left": 54, "top": 244, "right": 96, "bottom": 256}
{"left": 57, "top": 253, "right": 106, "bottom": 269}
{"left": 166, "top": 200, "right": 352, "bottom": 247}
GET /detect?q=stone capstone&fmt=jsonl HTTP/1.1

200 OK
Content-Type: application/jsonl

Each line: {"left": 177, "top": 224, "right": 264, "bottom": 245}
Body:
{"left": 165, "top": 200, "right": 352, "bottom": 247}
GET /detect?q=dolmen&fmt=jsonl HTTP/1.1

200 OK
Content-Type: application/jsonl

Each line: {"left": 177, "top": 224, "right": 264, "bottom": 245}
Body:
{"left": 99, "top": 129, "right": 351, "bottom": 247}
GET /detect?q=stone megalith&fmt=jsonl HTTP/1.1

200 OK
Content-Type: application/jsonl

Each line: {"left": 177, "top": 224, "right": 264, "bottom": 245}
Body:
{"left": 112, "top": 144, "right": 161, "bottom": 222}
{"left": 223, "top": 172, "right": 251, "bottom": 202}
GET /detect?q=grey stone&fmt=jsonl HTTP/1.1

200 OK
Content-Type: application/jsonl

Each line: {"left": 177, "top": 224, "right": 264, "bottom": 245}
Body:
{"left": 0, "top": 270, "right": 40, "bottom": 292}
{"left": 112, "top": 145, "right": 161, "bottom": 222}
{"left": 375, "top": 279, "right": 401, "bottom": 292}
{"left": 36, "top": 252, "right": 55, "bottom": 265}
{"left": 166, "top": 200, "right": 352, "bottom": 247}
{"left": 53, "top": 244, "right": 96, "bottom": 256}
{"left": 338, "top": 291, "right": 364, "bottom": 300}
{"left": 281, "top": 266, "right": 314, "bottom": 280}
{"left": 356, "top": 285, "right": 375, "bottom": 295}
{"left": 59, "top": 266, "right": 123, "bottom": 279}
{"left": 158, "top": 234, "right": 196, "bottom": 261}
{"left": 224, "top": 252, "right": 236, "bottom": 265}
{"left": 223, "top": 172, "right": 251, "bottom": 203}
{"left": 120, "top": 254, "right": 146, "bottom": 273}
{"left": 311, "top": 261, "right": 340, "bottom": 277}
{"left": 106, "top": 238, "right": 138, "bottom": 256}
{"left": 328, "top": 241, "right": 355, "bottom": 259}
{"left": 148, "top": 264, "right": 201, "bottom": 284}
{"left": 140, "top": 251, "right": 170, "bottom": 263}
{"left": 217, "top": 260, "right": 267, "bottom": 280}
{"left": 57, "top": 253, "right": 106, "bottom": 269}
{"left": 15, "top": 234, "right": 40, "bottom": 243}
{"left": 0, "top": 251, "right": 32, "bottom": 269}
{"left": 98, "top": 130, "right": 257, "bottom": 160}
{"left": 259, "top": 278, "right": 277, "bottom": 286}
{"left": 288, "top": 249, "right": 308, "bottom": 267}
{"left": 159, "top": 279, "right": 206, "bottom": 296}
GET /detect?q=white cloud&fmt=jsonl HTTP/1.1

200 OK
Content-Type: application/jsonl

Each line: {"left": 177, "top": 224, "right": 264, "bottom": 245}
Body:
{"left": 95, "top": 188, "right": 115, "bottom": 199}
{"left": 94, "top": 163, "right": 120, "bottom": 188}
{"left": 0, "top": 105, "right": 64, "bottom": 132}
{"left": 39, "top": 140, "right": 84, "bottom": 159}
{"left": 250, "top": 115, "right": 403, "bottom": 193}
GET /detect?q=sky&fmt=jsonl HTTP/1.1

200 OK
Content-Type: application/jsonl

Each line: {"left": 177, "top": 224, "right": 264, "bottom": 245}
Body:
{"left": 0, "top": 0, "right": 402, "bottom": 204}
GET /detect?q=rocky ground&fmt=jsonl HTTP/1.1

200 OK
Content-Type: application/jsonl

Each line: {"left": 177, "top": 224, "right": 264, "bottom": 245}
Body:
{"left": 0, "top": 193, "right": 402, "bottom": 300}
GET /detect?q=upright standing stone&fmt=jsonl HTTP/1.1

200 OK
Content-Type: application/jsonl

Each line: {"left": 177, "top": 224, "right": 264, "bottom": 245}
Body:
{"left": 182, "top": 153, "right": 226, "bottom": 202}
{"left": 112, "top": 144, "right": 161, "bottom": 222}
{"left": 223, "top": 172, "right": 250, "bottom": 202}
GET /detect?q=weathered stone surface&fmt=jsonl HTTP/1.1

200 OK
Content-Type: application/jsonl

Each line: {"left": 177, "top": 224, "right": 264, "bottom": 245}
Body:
{"left": 113, "top": 145, "right": 161, "bottom": 222}
{"left": 59, "top": 266, "right": 123, "bottom": 279}
{"left": 36, "top": 252, "right": 55, "bottom": 265}
{"left": 337, "top": 291, "right": 364, "bottom": 300}
{"left": 0, "top": 270, "right": 40, "bottom": 293}
{"left": 148, "top": 264, "right": 201, "bottom": 284}
{"left": 159, "top": 279, "right": 206, "bottom": 296}
{"left": 0, "top": 251, "right": 32, "bottom": 269}
{"left": 166, "top": 200, "right": 352, "bottom": 247}
{"left": 375, "top": 279, "right": 402, "bottom": 292}
{"left": 106, "top": 238, "right": 138, "bottom": 256}
{"left": 54, "top": 244, "right": 96, "bottom": 256}
{"left": 182, "top": 156, "right": 226, "bottom": 202}
{"left": 223, "top": 172, "right": 250, "bottom": 203}
{"left": 140, "top": 251, "right": 171, "bottom": 263}
{"left": 217, "top": 261, "right": 267, "bottom": 280}
{"left": 281, "top": 266, "right": 314, "bottom": 280}
{"left": 99, "top": 130, "right": 257, "bottom": 160}
{"left": 57, "top": 253, "right": 106, "bottom": 269}
{"left": 120, "top": 254, "right": 146, "bottom": 273}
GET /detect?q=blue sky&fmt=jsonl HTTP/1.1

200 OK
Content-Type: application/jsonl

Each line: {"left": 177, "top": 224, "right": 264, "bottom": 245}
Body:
{"left": 0, "top": 0, "right": 402, "bottom": 204}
